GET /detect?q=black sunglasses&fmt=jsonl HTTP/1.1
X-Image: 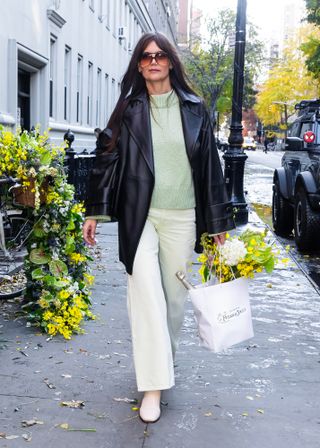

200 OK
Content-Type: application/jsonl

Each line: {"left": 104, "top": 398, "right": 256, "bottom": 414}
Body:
{"left": 139, "top": 51, "right": 169, "bottom": 67}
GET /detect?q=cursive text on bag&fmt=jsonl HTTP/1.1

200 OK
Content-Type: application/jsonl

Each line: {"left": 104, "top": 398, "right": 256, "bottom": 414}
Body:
{"left": 217, "top": 306, "right": 247, "bottom": 324}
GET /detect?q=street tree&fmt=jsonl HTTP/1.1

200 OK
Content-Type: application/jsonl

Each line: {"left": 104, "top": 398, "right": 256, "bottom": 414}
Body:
{"left": 255, "top": 27, "right": 319, "bottom": 127}
{"left": 182, "top": 9, "right": 263, "bottom": 121}
{"left": 301, "top": 0, "right": 320, "bottom": 79}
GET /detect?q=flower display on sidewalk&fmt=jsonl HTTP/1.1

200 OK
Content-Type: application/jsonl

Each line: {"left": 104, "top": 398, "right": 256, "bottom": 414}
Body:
{"left": 198, "top": 229, "right": 283, "bottom": 284}
{"left": 0, "top": 126, "right": 94, "bottom": 339}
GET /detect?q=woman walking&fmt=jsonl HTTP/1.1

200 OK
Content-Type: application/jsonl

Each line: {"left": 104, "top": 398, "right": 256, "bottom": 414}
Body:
{"left": 83, "top": 32, "right": 234, "bottom": 423}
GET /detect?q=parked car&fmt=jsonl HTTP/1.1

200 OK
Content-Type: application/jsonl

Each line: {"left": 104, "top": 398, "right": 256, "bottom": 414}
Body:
{"left": 272, "top": 98, "right": 320, "bottom": 251}
{"left": 216, "top": 135, "right": 229, "bottom": 152}
{"left": 242, "top": 137, "right": 256, "bottom": 151}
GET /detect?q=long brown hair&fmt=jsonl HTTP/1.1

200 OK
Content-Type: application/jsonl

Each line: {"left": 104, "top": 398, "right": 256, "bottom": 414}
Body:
{"left": 105, "top": 32, "right": 196, "bottom": 151}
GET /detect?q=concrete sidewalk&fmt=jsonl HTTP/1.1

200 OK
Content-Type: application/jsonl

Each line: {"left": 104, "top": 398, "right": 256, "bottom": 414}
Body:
{"left": 0, "top": 209, "right": 320, "bottom": 448}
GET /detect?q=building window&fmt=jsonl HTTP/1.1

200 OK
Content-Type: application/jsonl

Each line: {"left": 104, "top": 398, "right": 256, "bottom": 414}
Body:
{"left": 76, "top": 54, "right": 83, "bottom": 123}
{"left": 111, "top": 78, "right": 116, "bottom": 109}
{"left": 87, "top": 61, "right": 93, "bottom": 125}
{"left": 105, "top": 0, "right": 110, "bottom": 27}
{"left": 64, "top": 46, "right": 71, "bottom": 121}
{"left": 96, "top": 68, "right": 101, "bottom": 126}
{"left": 49, "top": 35, "right": 57, "bottom": 118}
{"left": 104, "top": 73, "right": 109, "bottom": 121}
{"left": 98, "top": 0, "right": 102, "bottom": 18}
{"left": 113, "top": 0, "right": 118, "bottom": 34}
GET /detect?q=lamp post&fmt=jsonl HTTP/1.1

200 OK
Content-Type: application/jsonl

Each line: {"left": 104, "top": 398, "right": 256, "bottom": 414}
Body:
{"left": 272, "top": 101, "right": 288, "bottom": 140}
{"left": 223, "top": 0, "right": 248, "bottom": 225}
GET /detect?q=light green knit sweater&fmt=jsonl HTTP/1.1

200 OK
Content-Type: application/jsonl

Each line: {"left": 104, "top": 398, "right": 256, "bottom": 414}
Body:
{"left": 149, "top": 90, "right": 195, "bottom": 209}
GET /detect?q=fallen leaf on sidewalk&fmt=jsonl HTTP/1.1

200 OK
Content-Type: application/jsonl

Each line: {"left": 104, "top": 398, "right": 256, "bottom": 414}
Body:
{"left": 0, "top": 433, "right": 6, "bottom": 438}
{"left": 21, "top": 419, "right": 44, "bottom": 427}
{"left": 79, "top": 348, "right": 88, "bottom": 354}
{"left": 113, "top": 352, "right": 128, "bottom": 357}
{"left": 61, "top": 374, "right": 72, "bottom": 378}
{"left": 204, "top": 412, "right": 212, "bottom": 417}
{"left": 246, "top": 396, "right": 254, "bottom": 400}
{"left": 131, "top": 406, "right": 139, "bottom": 411}
{"left": 113, "top": 397, "right": 138, "bottom": 404}
{"left": 60, "top": 400, "right": 85, "bottom": 409}
{"left": 242, "top": 412, "right": 249, "bottom": 417}
{"left": 64, "top": 348, "right": 73, "bottom": 354}
{"left": 43, "top": 378, "right": 56, "bottom": 389}
{"left": 22, "top": 433, "right": 32, "bottom": 442}
{"left": 266, "top": 283, "right": 273, "bottom": 288}
{"left": 4, "top": 435, "right": 20, "bottom": 440}
{"left": 58, "top": 423, "right": 96, "bottom": 432}
{"left": 257, "top": 409, "right": 265, "bottom": 414}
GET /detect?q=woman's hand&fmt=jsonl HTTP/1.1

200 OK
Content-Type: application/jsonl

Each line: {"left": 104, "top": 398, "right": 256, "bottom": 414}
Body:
{"left": 83, "top": 219, "right": 97, "bottom": 245}
{"left": 213, "top": 232, "right": 226, "bottom": 246}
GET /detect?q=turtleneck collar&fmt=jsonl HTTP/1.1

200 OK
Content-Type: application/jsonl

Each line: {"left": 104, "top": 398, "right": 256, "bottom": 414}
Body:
{"left": 150, "top": 90, "right": 179, "bottom": 109}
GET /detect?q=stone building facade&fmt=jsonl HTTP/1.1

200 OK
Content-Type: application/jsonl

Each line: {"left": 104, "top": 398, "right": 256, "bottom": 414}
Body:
{"left": 0, "top": 0, "right": 178, "bottom": 149}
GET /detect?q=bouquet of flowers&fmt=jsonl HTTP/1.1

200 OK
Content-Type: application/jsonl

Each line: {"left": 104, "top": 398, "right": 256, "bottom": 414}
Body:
{"left": 0, "top": 126, "right": 95, "bottom": 339}
{"left": 198, "top": 229, "right": 282, "bottom": 284}
{"left": 184, "top": 229, "right": 285, "bottom": 352}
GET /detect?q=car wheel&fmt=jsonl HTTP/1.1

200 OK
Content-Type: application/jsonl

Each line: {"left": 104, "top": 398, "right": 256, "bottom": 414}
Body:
{"left": 272, "top": 181, "right": 293, "bottom": 236}
{"left": 294, "top": 188, "right": 320, "bottom": 251}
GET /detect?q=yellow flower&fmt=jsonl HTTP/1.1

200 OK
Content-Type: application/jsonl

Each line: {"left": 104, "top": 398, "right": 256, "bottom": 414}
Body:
{"left": 43, "top": 311, "right": 53, "bottom": 320}
{"left": 72, "top": 203, "right": 85, "bottom": 214}
{"left": 70, "top": 253, "right": 86, "bottom": 264}
{"left": 198, "top": 254, "right": 208, "bottom": 263}
{"left": 38, "top": 298, "right": 49, "bottom": 309}
{"left": 1, "top": 131, "right": 14, "bottom": 145}
{"left": 83, "top": 273, "right": 95, "bottom": 286}
{"left": 58, "top": 290, "right": 71, "bottom": 300}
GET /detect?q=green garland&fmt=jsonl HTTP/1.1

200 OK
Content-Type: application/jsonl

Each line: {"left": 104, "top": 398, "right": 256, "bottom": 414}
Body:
{"left": 0, "top": 127, "right": 94, "bottom": 339}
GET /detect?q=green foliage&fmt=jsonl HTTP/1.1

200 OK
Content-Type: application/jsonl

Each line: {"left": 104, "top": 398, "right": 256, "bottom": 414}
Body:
{"left": 301, "top": 1, "right": 320, "bottom": 79}
{"left": 182, "top": 9, "right": 264, "bottom": 118}
{"left": 304, "top": 0, "right": 320, "bottom": 25}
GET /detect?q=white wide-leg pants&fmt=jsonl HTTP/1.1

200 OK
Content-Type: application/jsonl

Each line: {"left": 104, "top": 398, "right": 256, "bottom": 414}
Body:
{"left": 127, "top": 208, "right": 196, "bottom": 392}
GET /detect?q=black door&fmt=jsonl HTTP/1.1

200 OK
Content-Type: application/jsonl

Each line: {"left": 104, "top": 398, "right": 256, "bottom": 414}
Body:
{"left": 18, "top": 69, "right": 31, "bottom": 131}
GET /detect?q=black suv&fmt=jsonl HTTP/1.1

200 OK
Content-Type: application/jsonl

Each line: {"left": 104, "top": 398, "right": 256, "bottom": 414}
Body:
{"left": 272, "top": 99, "right": 320, "bottom": 251}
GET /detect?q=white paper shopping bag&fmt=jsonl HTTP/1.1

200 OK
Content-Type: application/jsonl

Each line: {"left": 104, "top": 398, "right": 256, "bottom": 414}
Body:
{"left": 189, "top": 277, "right": 254, "bottom": 352}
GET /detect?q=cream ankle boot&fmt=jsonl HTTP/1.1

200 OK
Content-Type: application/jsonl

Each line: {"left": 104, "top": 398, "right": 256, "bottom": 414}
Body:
{"left": 139, "top": 390, "right": 161, "bottom": 423}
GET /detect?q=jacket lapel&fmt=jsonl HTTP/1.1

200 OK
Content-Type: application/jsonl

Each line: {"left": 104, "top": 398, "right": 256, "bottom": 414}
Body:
{"left": 180, "top": 103, "right": 203, "bottom": 163}
{"left": 123, "top": 97, "right": 154, "bottom": 175}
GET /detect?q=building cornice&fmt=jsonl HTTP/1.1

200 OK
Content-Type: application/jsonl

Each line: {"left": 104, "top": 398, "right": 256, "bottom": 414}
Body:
{"left": 47, "top": 8, "right": 66, "bottom": 28}
{"left": 126, "top": 0, "right": 154, "bottom": 32}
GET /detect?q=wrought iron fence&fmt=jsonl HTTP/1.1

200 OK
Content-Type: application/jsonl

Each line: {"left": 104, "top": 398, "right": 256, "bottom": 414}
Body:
{"left": 63, "top": 130, "right": 96, "bottom": 202}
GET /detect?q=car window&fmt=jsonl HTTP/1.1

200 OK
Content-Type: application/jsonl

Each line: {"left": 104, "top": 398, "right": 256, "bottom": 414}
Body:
{"left": 316, "top": 122, "right": 320, "bottom": 144}
{"left": 300, "top": 122, "right": 313, "bottom": 138}
{"left": 290, "top": 121, "right": 301, "bottom": 137}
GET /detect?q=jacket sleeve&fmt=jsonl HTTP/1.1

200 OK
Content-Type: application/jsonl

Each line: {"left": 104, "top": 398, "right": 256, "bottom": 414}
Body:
{"left": 85, "top": 128, "right": 119, "bottom": 219}
{"left": 200, "top": 108, "right": 235, "bottom": 234}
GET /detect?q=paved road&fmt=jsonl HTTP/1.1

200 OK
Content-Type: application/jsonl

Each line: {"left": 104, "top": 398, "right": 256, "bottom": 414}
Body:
{"left": 245, "top": 150, "right": 283, "bottom": 171}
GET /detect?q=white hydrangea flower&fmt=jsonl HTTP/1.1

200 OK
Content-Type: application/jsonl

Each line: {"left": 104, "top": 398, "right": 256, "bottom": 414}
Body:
{"left": 219, "top": 239, "right": 247, "bottom": 266}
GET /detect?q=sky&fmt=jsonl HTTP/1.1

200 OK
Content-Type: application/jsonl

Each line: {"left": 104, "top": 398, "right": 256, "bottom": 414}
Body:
{"left": 193, "top": 0, "right": 306, "bottom": 43}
